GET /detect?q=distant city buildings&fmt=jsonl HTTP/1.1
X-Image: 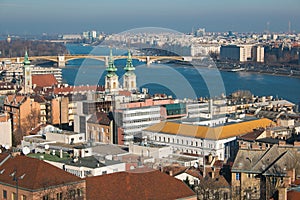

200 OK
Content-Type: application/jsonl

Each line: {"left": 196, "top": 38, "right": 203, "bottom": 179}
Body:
{"left": 0, "top": 31, "right": 300, "bottom": 200}
{"left": 220, "top": 44, "right": 265, "bottom": 62}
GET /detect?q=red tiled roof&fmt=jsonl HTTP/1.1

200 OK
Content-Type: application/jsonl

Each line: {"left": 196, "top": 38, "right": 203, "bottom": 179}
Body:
{"left": 119, "top": 90, "right": 132, "bottom": 97}
{"left": 0, "top": 155, "right": 83, "bottom": 190}
{"left": 163, "top": 165, "right": 187, "bottom": 176}
{"left": 86, "top": 170, "right": 196, "bottom": 200}
{"left": 0, "top": 114, "right": 9, "bottom": 123}
{"left": 32, "top": 74, "right": 58, "bottom": 88}
{"left": 238, "top": 128, "right": 265, "bottom": 141}
{"left": 52, "top": 85, "right": 105, "bottom": 95}
{"left": 288, "top": 190, "right": 300, "bottom": 200}
{"left": 5, "top": 94, "right": 27, "bottom": 106}
{"left": 29, "top": 124, "right": 47, "bottom": 135}
{"left": 87, "top": 112, "right": 111, "bottom": 125}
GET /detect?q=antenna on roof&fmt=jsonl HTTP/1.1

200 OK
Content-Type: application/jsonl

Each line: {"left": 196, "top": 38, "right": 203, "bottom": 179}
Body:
{"left": 22, "top": 147, "right": 30, "bottom": 155}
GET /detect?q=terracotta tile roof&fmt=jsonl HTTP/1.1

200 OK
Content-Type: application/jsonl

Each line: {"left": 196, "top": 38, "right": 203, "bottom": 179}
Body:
{"left": 86, "top": 170, "right": 196, "bottom": 200}
{"left": 145, "top": 118, "right": 274, "bottom": 140}
{"left": 185, "top": 168, "right": 203, "bottom": 179}
{"left": 201, "top": 174, "right": 230, "bottom": 188}
{"left": 32, "top": 74, "right": 58, "bottom": 88}
{"left": 5, "top": 94, "right": 27, "bottom": 106}
{"left": 87, "top": 112, "right": 111, "bottom": 126}
{"left": 163, "top": 165, "right": 188, "bottom": 176}
{"left": 288, "top": 190, "right": 300, "bottom": 200}
{"left": 29, "top": 124, "right": 47, "bottom": 135}
{"left": 0, "top": 155, "right": 83, "bottom": 190}
{"left": 0, "top": 114, "right": 9, "bottom": 123}
{"left": 238, "top": 128, "right": 265, "bottom": 141}
{"left": 52, "top": 85, "right": 105, "bottom": 95}
{"left": 119, "top": 90, "right": 132, "bottom": 97}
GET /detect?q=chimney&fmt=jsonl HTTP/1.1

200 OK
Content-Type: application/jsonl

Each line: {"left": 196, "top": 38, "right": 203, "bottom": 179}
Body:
{"left": 279, "top": 141, "right": 286, "bottom": 146}
{"left": 278, "top": 187, "right": 287, "bottom": 200}
{"left": 59, "top": 149, "right": 63, "bottom": 158}
{"left": 169, "top": 170, "right": 173, "bottom": 176}
{"left": 287, "top": 168, "right": 296, "bottom": 183}
{"left": 208, "top": 154, "right": 213, "bottom": 164}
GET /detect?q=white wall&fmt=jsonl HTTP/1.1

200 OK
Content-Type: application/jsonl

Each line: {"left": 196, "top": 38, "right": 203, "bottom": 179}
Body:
{"left": 0, "top": 119, "right": 12, "bottom": 148}
{"left": 46, "top": 132, "right": 85, "bottom": 144}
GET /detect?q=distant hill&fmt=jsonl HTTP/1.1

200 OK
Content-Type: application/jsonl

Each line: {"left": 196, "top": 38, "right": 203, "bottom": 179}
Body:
{"left": 0, "top": 39, "right": 69, "bottom": 57}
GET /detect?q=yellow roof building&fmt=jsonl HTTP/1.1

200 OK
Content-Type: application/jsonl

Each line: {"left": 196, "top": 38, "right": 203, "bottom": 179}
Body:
{"left": 144, "top": 118, "right": 274, "bottom": 140}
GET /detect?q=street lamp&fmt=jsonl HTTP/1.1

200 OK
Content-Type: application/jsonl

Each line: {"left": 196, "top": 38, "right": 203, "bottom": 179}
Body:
{"left": 10, "top": 169, "right": 25, "bottom": 200}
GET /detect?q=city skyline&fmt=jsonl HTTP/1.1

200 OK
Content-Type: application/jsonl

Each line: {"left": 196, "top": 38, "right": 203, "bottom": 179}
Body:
{"left": 0, "top": 0, "right": 299, "bottom": 34}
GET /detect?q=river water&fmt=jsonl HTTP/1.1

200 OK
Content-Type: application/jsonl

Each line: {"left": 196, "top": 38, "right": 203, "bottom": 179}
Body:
{"left": 62, "top": 44, "right": 300, "bottom": 104}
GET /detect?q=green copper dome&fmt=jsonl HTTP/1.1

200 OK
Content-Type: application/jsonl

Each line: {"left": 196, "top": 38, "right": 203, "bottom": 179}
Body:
{"left": 23, "top": 51, "right": 31, "bottom": 65}
{"left": 124, "top": 50, "right": 135, "bottom": 71}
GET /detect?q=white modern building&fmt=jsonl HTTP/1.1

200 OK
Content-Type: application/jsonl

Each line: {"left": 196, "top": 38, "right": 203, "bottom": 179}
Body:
{"left": 220, "top": 44, "right": 264, "bottom": 62}
{"left": 44, "top": 156, "right": 125, "bottom": 178}
{"left": 115, "top": 106, "right": 161, "bottom": 145}
{"left": 2, "top": 66, "right": 62, "bottom": 83}
{"left": 143, "top": 118, "right": 273, "bottom": 161}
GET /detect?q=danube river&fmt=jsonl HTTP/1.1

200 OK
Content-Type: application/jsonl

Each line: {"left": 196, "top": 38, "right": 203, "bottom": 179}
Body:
{"left": 62, "top": 44, "right": 300, "bottom": 104}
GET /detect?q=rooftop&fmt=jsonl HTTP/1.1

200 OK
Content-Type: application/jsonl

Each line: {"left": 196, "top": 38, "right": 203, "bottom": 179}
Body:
{"left": 32, "top": 74, "right": 58, "bottom": 88}
{"left": 86, "top": 170, "right": 196, "bottom": 200}
{"left": 145, "top": 118, "right": 274, "bottom": 140}
{"left": 0, "top": 155, "right": 83, "bottom": 190}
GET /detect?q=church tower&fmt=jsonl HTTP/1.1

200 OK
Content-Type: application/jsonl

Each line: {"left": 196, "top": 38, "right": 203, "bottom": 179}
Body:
{"left": 123, "top": 50, "right": 136, "bottom": 91}
{"left": 23, "top": 51, "right": 32, "bottom": 94}
{"left": 105, "top": 49, "right": 119, "bottom": 93}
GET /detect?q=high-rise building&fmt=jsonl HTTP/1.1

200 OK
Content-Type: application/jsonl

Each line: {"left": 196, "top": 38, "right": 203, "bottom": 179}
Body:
{"left": 252, "top": 46, "right": 264, "bottom": 63}
{"left": 220, "top": 44, "right": 264, "bottom": 62}
{"left": 91, "top": 30, "right": 97, "bottom": 39}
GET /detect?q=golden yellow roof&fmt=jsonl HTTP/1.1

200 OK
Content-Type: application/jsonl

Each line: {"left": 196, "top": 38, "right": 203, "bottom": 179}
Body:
{"left": 144, "top": 118, "right": 274, "bottom": 140}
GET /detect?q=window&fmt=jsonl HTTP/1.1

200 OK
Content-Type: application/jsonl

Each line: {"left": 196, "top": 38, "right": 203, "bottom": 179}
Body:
{"left": 204, "top": 191, "right": 209, "bottom": 199}
{"left": 42, "top": 194, "right": 49, "bottom": 200}
{"left": 215, "top": 192, "right": 219, "bottom": 200}
{"left": 236, "top": 186, "right": 241, "bottom": 195}
{"left": 12, "top": 193, "right": 17, "bottom": 200}
{"left": 68, "top": 190, "right": 76, "bottom": 199}
{"left": 56, "top": 192, "right": 63, "bottom": 200}
{"left": 77, "top": 188, "right": 83, "bottom": 197}
{"left": 102, "top": 171, "right": 107, "bottom": 175}
{"left": 3, "top": 190, "right": 7, "bottom": 199}
{"left": 236, "top": 173, "right": 240, "bottom": 180}
{"left": 21, "top": 195, "right": 27, "bottom": 200}
{"left": 224, "top": 192, "right": 228, "bottom": 200}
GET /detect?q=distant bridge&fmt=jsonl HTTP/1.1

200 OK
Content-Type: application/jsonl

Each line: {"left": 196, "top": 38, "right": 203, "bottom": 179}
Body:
{"left": 0, "top": 55, "right": 195, "bottom": 68}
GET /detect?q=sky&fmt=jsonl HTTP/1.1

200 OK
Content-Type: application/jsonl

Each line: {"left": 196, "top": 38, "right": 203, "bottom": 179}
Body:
{"left": 0, "top": 0, "right": 299, "bottom": 35}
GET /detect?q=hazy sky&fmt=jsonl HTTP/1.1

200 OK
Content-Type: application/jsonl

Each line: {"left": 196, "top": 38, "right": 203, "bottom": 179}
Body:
{"left": 0, "top": 0, "right": 299, "bottom": 34}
